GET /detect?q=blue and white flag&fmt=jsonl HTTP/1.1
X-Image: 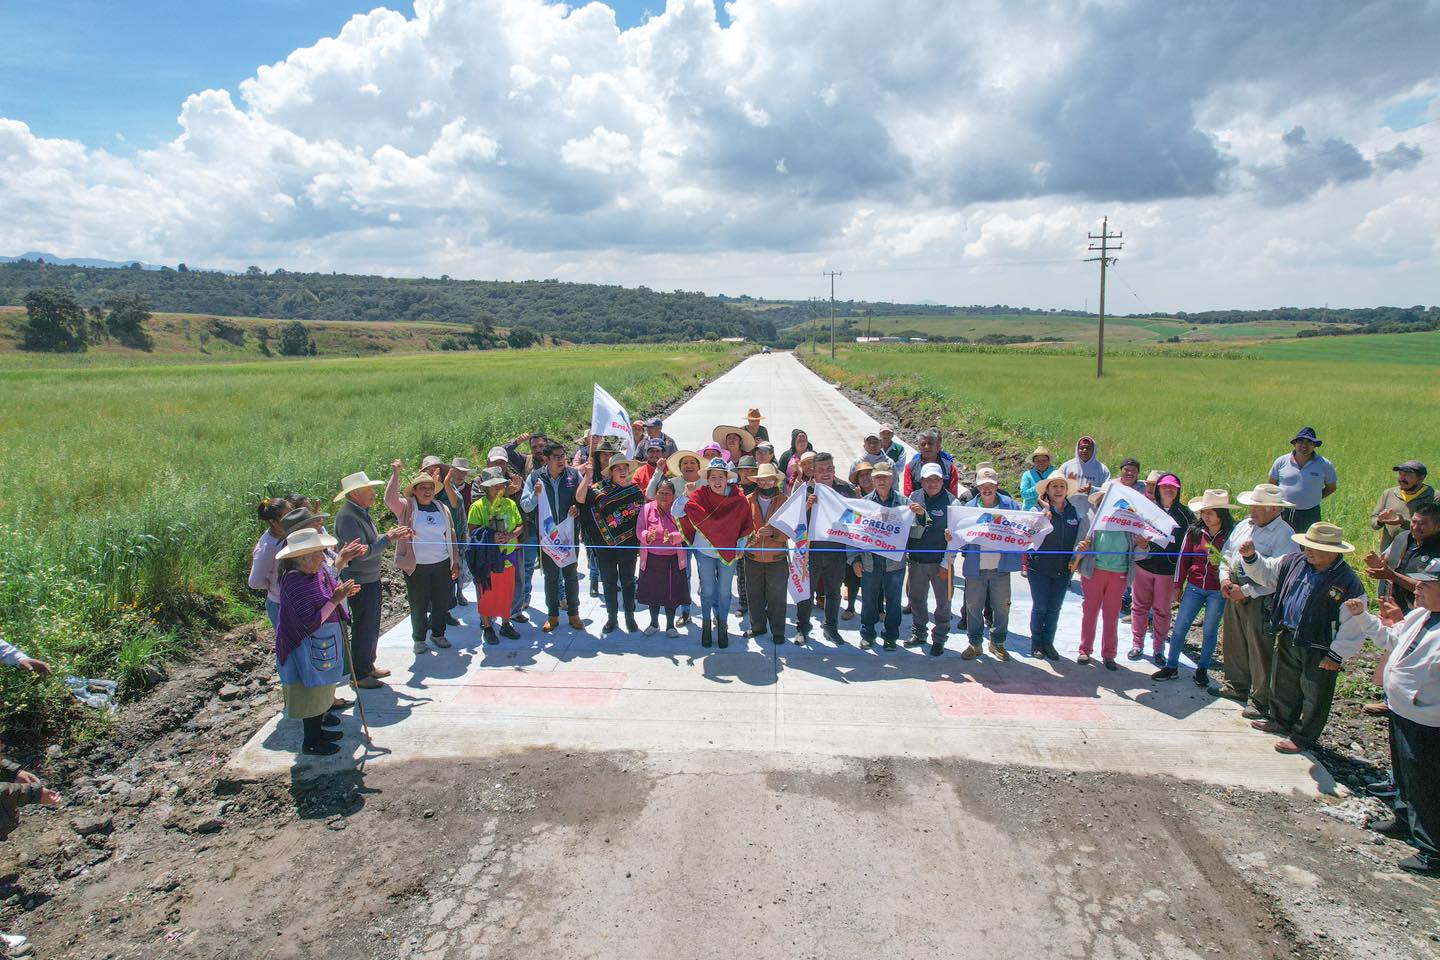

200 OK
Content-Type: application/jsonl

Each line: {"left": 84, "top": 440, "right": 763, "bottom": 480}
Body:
{"left": 766, "top": 487, "right": 812, "bottom": 602}
{"left": 946, "top": 505, "right": 1052, "bottom": 553}
{"left": 536, "top": 484, "right": 577, "bottom": 568}
{"left": 591, "top": 383, "right": 636, "bottom": 458}
{"left": 1091, "top": 482, "right": 1180, "bottom": 547}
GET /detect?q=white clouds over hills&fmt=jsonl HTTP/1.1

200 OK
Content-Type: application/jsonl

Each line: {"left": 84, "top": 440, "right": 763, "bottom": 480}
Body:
{"left": 2, "top": 0, "right": 1437, "bottom": 309}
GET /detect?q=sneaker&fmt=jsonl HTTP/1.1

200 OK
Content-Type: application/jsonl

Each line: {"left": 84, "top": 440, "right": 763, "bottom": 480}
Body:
{"left": 1151, "top": 652, "right": 1165, "bottom": 668}
{"left": 412, "top": 640, "right": 428, "bottom": 654}
{"left": 302, "top": 740, "right": 341, "bottom": 756}
{"left": 824, "top": 627, "right": 844, "bottom": 645}
{"left": 1077, "top": 653, "right": 1091, "bottom": 665}
{"left": 1365, "top": 779, "right": 1398, "bottom": 800}
{"left": 1193, "top": 668, "right": 1211, "bottom": 689}
{"left": 905, "top": 636, "right": 926, "bottom": 648}
{"left": 860, "top": 636, "right": 874, "bottom": 650}
{"left": 542, "top": 617, "right": 559, "bottom": 633}
{"left": 512, "top": 612, "right": 530, "bottom": 624}
{"left": 1151, "top": 667, "right": 1179, "bottom": 681}
{"left": 1398, "top": 854, "right": 1440, "bottom": 876}
{"left": 960, "top": 644, "right": 982, "bottom": 660}
{"left": 445, "top": 613, "right": 462, "bottom": 627}
{"left": 589, "top": 581, "right": 600, "bottom": 598}
{"left": 431, "top": 635, "right": 451, "bottom": 649}
{"left": 1126, "top": 647, "right": 1144, "bottom": 662}
{"left": 928, "top": 641, "right": 945, "bottom": 656}
{"left": 1103, "top": 659, "right": 1118, "bottom": 671}
{"left": 882, "top": 638, "right": 897, "bottom": 651}
{"left": 666, "top": 627, "right": 681, "bottom": 638}
{"left": 771, "top": 632, "right": 786, "bottom": 644}
{"left": 603, "top": 619, "right": 619, "bottom": 634}
{"left": 1030, "top": 646, "right": 1044, "bottom": 658}
{"left": 795, "top": 631, "right": 810, "bottom": 646}
{"left": 1367, "top": 816, "right": 1410, "bottom": 839}
{"left": 841, "top": 608, "right": 855, "bottom": 621}
{"left": 499, "top": 622, "right": 521, "bottom": 640}
{"left": 1043, "top": 646, "right": 1060, "bottom": 662}
{"left": 676, "top": 612, "right": 691, "bottom": 628}
{"left": 482, "top": 626, "right": 499, "bottom": 645}
{"left": 987, "top": 642, "right": 1010, "bottom": 663}
{"left": 644, "top": 624, "right": 659, "bottom": 636}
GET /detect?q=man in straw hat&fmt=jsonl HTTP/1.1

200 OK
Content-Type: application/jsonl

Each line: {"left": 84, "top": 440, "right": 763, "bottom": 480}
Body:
{"left": 386, "top": 460, "right": 461, "bottom": 654}
{"left": 1215, "top": 484, "right": 1298, "bottom": 716}
{"left": 1268, "top": 426, "right": 1337, "bottom": 533}
{"left": 744, "top": 407, "right": 769, "bottom": 443}
{"left": 1335, "top": 573, "right": 1440, "bottom": 876}
{"left": 1237, "top": 521, "right": 1364, "bottom": 754}
{"left": 334, "top": 470, "right": 413, "bottom": 688}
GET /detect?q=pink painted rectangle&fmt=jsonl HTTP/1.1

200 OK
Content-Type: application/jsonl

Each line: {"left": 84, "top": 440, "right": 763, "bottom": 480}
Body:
{"left": 455, "top": 670, "right": 628, "bottom": 709}
{"left": 927, "top": 680, "right": 1107, "bottom": 723}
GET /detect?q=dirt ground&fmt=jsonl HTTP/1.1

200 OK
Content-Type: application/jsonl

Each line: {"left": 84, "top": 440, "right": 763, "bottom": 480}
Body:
{"left": 1, "top": 621, "right": 1437, "bottom": 960}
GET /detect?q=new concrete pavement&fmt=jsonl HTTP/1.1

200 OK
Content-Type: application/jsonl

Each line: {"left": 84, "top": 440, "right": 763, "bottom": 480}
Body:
{"left": 230, "top": 352, "right": 1336, "bottom": 796}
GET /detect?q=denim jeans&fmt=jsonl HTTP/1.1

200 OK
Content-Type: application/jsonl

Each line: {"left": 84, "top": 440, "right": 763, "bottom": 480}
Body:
{"left": 1166, "top": 584, "right": 1226, "bottom": 669}
{"left": 510, "top": 537, "right": 539, "bottom": 618}
{"left": 695, "top": 552, "right": 736, "bottom": 622}
{"left": 859, "top": 565, "right": 905, "bottom": 641}
{"left": 1028, "top": 571, "right": 1072, "bottom": 651}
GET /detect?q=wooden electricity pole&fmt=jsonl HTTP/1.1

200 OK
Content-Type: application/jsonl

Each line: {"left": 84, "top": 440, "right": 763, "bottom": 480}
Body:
{"left": 824, "top": 270, "right": 841, "bottom": 359}
{"left": 1086, "top": 217, "right": 1122, "bottom": 378}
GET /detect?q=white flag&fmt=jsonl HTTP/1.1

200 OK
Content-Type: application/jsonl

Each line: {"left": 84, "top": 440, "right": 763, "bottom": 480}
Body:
{"left": 591, "top": 383, "right": 636, "bottom": 457}
{"left": 810, "top": 483, "right": 914, "bottom": 558}
{"left": 536, "top": 483, "right": 577, "bottom": 568}
{"left": 1090, "top": 482, "right": 1180, "bottom": 547}
{"left": 766, "top": 488, "right": 812, "bottom": 602}
{"left": 946, "top": 505, "right": 1053, "bottom": 553}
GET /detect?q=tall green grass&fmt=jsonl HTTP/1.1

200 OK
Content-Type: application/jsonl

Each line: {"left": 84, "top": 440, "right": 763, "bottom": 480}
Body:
{"left": 810, "top": 339, "right": 1439, "bottom": 559}
{"left": 0, "top": 343, "right": 750, "bottom": 741}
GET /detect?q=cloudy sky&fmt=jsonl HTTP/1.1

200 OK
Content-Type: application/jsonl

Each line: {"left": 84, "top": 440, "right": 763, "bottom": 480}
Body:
{"left": 2, "top": 0, "right": 1437, "bottom": 311}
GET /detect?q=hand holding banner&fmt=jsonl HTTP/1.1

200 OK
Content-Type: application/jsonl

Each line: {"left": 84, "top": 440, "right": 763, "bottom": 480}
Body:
{"left": 947, "top": 505, "right": 1053, "bottom": 553}
{"left": 536, "top": 485, "right": 577, "bottom": 567}
{"left": 592, "top": 383, "right": 636, "bottom": 457}
{"left": 766, "top": 486, "right": 812, "bottom": 602}
{"left": 1090, "top": 482, "right": 1179, "bottom": 546}
{"left": 810, "top": 484, "right": 915, "bottom": 556}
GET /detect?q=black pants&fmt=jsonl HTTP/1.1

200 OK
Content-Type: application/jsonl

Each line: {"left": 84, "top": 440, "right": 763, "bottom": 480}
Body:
{"left": 844, "top": 564, "right": 861, "bottom": 609}
{"left": 1269, "top": 631, "right": 1338, "bottom": 748}
{"left": 597, "top": 549, "right": 638, "bottom": 618}
{"left": 1281, "top": 505, "right": 1322, "bottom": 534}
{"left": 735, "top": 557, "right": 748, "bottom": 614}
{"left": 405, "top": 560, "right": 452, "bottom": 643}
{"left": 1392, "top": 712, "right": 1440, "bottom": 863}
{"left": 541, "top": 553, "right": 580, "bottom": 618}
{"left": 349, "top": 579, "right": 383, "bottom": 677}
{"left": 745, "top": 559, "right": 788, "bottom": 640}
{"left": 798, "top": 547, "right": 846, "bottom": 632}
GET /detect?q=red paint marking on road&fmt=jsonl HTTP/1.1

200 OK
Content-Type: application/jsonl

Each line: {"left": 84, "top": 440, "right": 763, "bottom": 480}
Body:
{"left": 927, "top": 680, "right": 1107, "bottom": 723}
{"left": 456, "top": 671, "right": 628, "bottom": 709}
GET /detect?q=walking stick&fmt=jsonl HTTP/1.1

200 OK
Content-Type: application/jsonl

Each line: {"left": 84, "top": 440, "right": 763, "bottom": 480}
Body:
{"left": 341, "top": 627, "right": 373, "bottom": 748}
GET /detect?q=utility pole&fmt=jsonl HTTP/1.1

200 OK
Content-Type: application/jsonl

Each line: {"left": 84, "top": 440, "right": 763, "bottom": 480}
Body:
{"left": 1086, "top": 217, "right": 1122, "bottom": 378}
{"left": 824, "top": 270, "right": 841, "bottom": 359}
{"left": 809, "top": 296, "right": 817, "bottom": 354}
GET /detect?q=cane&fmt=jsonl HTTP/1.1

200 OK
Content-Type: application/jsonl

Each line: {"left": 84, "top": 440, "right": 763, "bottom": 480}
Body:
{"left": 341, "top": 626, "right": 373, "bottom": 748}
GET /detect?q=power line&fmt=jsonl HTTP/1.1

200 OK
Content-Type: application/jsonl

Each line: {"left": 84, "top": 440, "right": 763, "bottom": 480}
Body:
{"left": 1086, "top": 217, "right": 1123, "bottom": 379}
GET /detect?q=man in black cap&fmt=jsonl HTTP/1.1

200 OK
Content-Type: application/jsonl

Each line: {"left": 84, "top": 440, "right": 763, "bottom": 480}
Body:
{"left": 1268, "top": 426, "right": 1337, "bottom": 532}
{"left": 1372, "top": 460, "right": 1435, "bottom": 554}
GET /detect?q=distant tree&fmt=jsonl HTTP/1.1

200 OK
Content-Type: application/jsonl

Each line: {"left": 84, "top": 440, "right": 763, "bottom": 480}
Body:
{"left": 277, "top": 321, "right": 312, "bottom": 356}
{"left": 104, "top": 294, "right": 155, "bottom": 350}
{"left": 307, "top": 337, "right": 317, "bottom": 356}
{"left": 177, "top": 263, "right": 189, "bottom": 273}
{"left": 19, "top": 289, "right": 88, "bottom": 352}
{"left": 245, "top": 265, "right": 264, "bottom": 277}
{"left": 506, "top": 325, "right": 539, "bottom": 349}
{"left": 86, "top": 304, "right": 108, "bottom": 343}
{"left": 128, "top": 262, "right": 144, "bottom": 271}
{"left": 255, "top": 325, "right": 272, "bottom": 355}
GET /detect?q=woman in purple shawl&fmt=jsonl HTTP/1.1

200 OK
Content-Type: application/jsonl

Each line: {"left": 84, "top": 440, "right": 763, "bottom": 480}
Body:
{"left": 275, "top": 528, "right": 360, "bottom": 756}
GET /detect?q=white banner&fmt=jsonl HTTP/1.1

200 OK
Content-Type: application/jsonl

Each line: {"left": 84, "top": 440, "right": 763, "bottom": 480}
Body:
{"left": 1090, "top": 482, "right": 1180, "bottom": 546}
{"left": 536, "top": 484, "right": 577, "bottom": 568}
{"left": 811, "top": 483, "right": 914, "bottom": 557}
{"left": 591, "top": 383, "right": 636, "bottom": 458}
{"left": 946, "top": 505, "right": 1053, "bottom": 553}
{"left": 765, "top": 487, "right": 812, "bottom": 602}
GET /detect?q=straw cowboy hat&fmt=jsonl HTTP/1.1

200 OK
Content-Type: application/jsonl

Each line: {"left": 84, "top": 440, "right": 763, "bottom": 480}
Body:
{"left": 280, "top": 506, "right": 330, "bottom": 535}
{"left": 402, "top": 472, "right": 440, "bottom": 497}
{"left": 746, "top": 408, "right": 765, "bottom": 421}
{"left": 1292, "top": 522, "right": 1355, "bottom": 554}
{"left": 1188, "top": 489, "right": 1234, "bottom": 512}
{"left": 711, "top": 425, "right": 757, "bottom": 452}
{"left": 1031, "top": 446, "right": 1051, "bottom": 461}
{"left": 1236, "top": 483, "right": 1295, "bottom": 508}
{"left": 668, "top": 450, "right": 703, "bottom": 476}
{"left": 1042, "top": 473, "right": 1078, "bottom": 498}
{"left": 754, "top": 463, "right": 781, "bottom": 481}
{"left": 334, "top": 471, "right": 384, "bottom": 502}
{"left": 276, "top": 527, "right": 337, "bottom": 561}
{"left": 853, "top": 461, "right": 874, "bottom": 474}
{"left": 604, "top": 458, "right": 640, "bottom": 477}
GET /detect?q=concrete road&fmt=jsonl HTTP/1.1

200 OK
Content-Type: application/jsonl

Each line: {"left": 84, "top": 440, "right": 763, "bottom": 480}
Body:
{"left": 230, "top": 352, "right": 1335, "bottom": 797}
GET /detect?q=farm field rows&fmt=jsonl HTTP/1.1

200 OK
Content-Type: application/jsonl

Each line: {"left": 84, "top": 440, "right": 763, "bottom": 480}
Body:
{"left": 832, "top": 313, "right": 1337, "bottom": 343}
{"left": 0, "top": 343, "right": 750, "bottom": 737}
{"left": 808, "top": 332, "right": 1440, "bottom": 558}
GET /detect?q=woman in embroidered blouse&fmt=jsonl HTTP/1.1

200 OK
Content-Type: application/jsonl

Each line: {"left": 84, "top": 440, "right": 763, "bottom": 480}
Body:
{"left": 275, "top": 528, "right": 361, "bottom": 756}
{"left": 577, "top": 457, "right": 645, "bottom": 634}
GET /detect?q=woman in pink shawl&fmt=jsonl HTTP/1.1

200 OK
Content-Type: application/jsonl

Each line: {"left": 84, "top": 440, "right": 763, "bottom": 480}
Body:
{"left": 636, "top": 481, "right": 689, "bottom": 636}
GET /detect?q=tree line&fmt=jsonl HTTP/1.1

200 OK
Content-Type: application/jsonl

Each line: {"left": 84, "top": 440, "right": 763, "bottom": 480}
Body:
{"left": 0, "top": 260, "right": 776, "bottom": 344}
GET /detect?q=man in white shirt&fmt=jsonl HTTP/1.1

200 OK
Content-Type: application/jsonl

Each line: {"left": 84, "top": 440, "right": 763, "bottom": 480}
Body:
{"left": 1217, "top": 484, "right": 1297, "bottom": 716}
{"left": 1335, "top": 574, "right": 1440, "bottom": 876}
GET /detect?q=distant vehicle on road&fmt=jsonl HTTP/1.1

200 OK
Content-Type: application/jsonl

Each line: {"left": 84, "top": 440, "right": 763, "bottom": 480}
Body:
{"left": 761, "top": 345, "right": 771, "bottom": 354}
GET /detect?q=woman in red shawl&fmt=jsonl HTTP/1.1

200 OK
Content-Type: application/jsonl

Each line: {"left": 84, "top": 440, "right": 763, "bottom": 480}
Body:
{"left": 679, "top": 457, "right": 755, "bottom": 648}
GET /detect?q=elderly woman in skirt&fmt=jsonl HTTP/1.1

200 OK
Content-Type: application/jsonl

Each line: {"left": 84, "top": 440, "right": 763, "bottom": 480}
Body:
{"left": 637, "top": 480, "right": 689, "bottom": 636}
{"left": 275, "top": 528, "right": 361, "bottom": 756}
{"left": 468, "top": 467, "right": 525, "bottom": 644}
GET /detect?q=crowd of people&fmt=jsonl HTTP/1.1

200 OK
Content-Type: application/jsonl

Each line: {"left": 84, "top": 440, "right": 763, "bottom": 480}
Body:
{"left": 237, "top": 413, "right": 1438, "bottom": 874}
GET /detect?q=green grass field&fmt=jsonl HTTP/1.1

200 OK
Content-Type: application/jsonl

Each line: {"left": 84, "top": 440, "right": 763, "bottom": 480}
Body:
{"left": 807, "top": 334, "right": 1440, "bottom": 557}
{"left": 843, "top": 313, "right": 1333, "bottom": 344}
{"left": 0, "top": 343, "right": 749, "bottom": 740}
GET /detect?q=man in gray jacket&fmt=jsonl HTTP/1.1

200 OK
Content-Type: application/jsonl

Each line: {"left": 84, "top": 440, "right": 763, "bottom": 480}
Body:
{"left": 333, "top": 470, "right": 413, "bottom": 689}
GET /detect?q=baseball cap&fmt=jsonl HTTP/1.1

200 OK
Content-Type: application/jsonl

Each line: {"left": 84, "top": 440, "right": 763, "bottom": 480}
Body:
{"left": 864, "top": 430, "right": 880, "bottom": 441}
{"left": 1394, "top": 460, "right": 1428, "bottom": 476}
{"left": 1120, "top": 457, "right": 1141, "bottom": 470}
{"left": 645, "top": 417, "right": 664, "bottom": 428}
{"left": 872, "top": 461, "right": 894, "bottom": 476}
{"left": 878, "top": 423, "right": 895, "bottom": 434}
{"left": 920, "top": 462, "right": 944, "bottom": 480}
